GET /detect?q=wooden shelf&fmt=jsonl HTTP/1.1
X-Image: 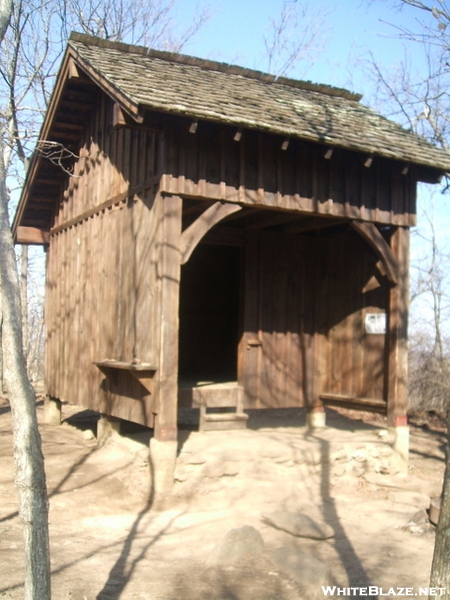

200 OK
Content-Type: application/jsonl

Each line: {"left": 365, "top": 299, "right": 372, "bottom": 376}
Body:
{"left": 320, "top": 393, "right": 387, "bottom": 414}
{"left": 93, "top": 360, "right": 157, "bottom": 396}
{"left": 94, "top": 360, "right": 157, "bottom": 372}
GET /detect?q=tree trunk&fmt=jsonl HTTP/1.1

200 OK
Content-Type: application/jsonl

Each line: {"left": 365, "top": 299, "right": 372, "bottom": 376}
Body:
{"left": 20, "top": 244, "right": 28, "bottom": 361}
{"left": 0, "top": 0, "right": 12, "bottom": 41}
{"left": 0, "top": 311, "right": 3, "bottom": 393}
{"left": 0, "top": 150, "right": 51, "bottom": 599}
{"left": 429, "top": 406, "right": 450, "bottom": 599}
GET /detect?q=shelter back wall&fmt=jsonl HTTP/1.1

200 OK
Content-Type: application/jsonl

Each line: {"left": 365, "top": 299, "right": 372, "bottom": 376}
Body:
{"left": 240, "top": 229, "right": 387, "bottom": 409}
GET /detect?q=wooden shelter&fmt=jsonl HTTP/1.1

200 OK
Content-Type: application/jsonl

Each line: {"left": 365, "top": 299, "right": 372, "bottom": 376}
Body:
{"left": 13, "top": 34, "right": 450, "bottom": 451}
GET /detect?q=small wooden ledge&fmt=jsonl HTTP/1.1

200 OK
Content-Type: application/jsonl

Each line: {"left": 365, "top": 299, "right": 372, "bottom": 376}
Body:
{"left": 94, "top": 360, "right": 157, "bottom": 395}
{"left": 94, "top": 360, "right": 157, "bottom": 372}
{"left": 320, "top": 393, "right": 387, "bottom": 414}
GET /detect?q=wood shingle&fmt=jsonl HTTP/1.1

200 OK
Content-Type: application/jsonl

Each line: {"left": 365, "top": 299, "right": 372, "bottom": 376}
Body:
{"left": 68, "top": 32, "right": 450, "bottom": 173}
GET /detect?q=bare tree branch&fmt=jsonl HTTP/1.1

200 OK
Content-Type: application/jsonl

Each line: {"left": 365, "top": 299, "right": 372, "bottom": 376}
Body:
{"left": 262, "top": 1, "right": 332, "bottom": 77}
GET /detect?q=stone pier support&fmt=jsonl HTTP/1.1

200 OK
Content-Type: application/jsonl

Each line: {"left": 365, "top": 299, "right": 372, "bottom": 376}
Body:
{"left": 307, "top": 405, "right": 326, "bottom": 429}
{"left": 44, "top": 396, "right": 62, "bottom": 425}
{"left": 149, "top": 437, "right": 178, "bottom": 508}
{"left": 97, "top": 414, "right": 121, "bottom": 444}
{"left": 390, "top": 416, "right": 409, "bottom": 475}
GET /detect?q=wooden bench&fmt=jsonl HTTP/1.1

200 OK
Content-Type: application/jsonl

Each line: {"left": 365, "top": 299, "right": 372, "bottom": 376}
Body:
{"left": 178, "top": 381, "right": 248, "bottom": 431}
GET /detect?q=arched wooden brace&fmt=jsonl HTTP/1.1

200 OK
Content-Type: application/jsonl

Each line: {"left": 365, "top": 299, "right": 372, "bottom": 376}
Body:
{"left": 180, "top": 201, "right": 242, "bottom": 264}
{"left": 350, "top": 221, "right": 399, "bottom": 285}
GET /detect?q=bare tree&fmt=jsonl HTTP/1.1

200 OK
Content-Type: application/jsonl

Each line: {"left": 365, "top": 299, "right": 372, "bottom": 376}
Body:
{"left": 1, "top": 1, "right": 53, "bottom": 596}
{"left": 261, "top": 0, "right": 332, "bottom": 77}
{"left": 363, "top": 1, "right": 450, "bottom": 151}
{"left": 57, "top": 0, "right": 212, "bottom": 51}
{"left": 0, "top": 0, "right": 10, "bottom": 402}
{"left": 408, "top": 206, "right": 450, "bottom": 413}
{"left": 0, "top": 155, "right": 51, "bottom": 600}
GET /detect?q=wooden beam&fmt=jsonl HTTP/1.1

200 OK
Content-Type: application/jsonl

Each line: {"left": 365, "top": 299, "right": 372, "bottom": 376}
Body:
{"left": 50, "top": 175, "right": 161, "bottom": 235}
{"left": 286, "top": 216, "right": 348, "bottom": 234}
{"left": 68, "top": 58, "right": 81, "bottom": 80}
{"left": 49, "top": 132, "right": 82, "bottom": 142}
{"left": 363, "top": 274, "right": 382, "bottom": 293}
{"left": 155, "top": 194, "right": 183, "bottom": 442}
{"left": 113, "top": 103, "right": 127, "bottom": 127}
{"left": 52, "top": 122, "right": 85, "bottom": 131}
{"left": 180, "top": 201, "right": 242, "bottom": 264}
{"left": 351, "top": 221, "right": 399, "bottom": 285}
{"left": 246, "top": 210, "right": 305, "bottom": 230}
{"left": 112, "top": 101, "right": 163, "bottom": 133}
{"left": 67, "top": 47, "right": 143, "bottom": 123}
{"left": 202, "top": 225, "right": 246, "bottom": 246}
{"left": 60, "top": 100, "right": 92, "bottom": 111}
{"left": 385, "top": 227, "right": 409, "bottom": 427}
{"left": 15, "top": 226, "right": 50, "bottom": 245}
{"left": 35, "top": 178, "right": 63, "bottom": 186}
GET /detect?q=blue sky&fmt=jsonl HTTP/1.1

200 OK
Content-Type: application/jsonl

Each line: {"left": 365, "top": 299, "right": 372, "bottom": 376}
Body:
{"left": 177, "top": 0, "right": 434, "bottom": 96}
{"left": 23, "top": 1, "right": 450, "bottom": 335}
{"left": 175, "top": 0, "right": 450, "bottom": 334}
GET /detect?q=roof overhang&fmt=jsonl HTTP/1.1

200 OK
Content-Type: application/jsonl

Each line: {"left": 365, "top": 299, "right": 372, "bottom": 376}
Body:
{"left": 12, "top": 46, "right": 144, "bottom": 243}
{"left": 13, "top": 34, "right": 450, "bottom": 243}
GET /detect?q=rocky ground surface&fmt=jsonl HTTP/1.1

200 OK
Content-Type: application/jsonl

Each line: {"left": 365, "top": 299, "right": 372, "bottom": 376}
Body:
{"left": 0, "top": 396, "right": 446, "bottom": 600}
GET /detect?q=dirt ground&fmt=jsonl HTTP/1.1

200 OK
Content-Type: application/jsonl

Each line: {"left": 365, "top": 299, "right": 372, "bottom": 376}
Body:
{"left": 0, "top": 396, "right": 447, "bottom": 600}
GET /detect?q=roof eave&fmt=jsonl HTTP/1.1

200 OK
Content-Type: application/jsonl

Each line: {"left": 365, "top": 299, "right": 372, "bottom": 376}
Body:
{"left": 12, "top": 45, "right": 145, "bottom": 241}
{"left": 66, "top": 44, "right": 143, "bottom": 123}
{"left": 12, "top": 48, "right": 75, "bottom": 240}
{"left": 140, "top": 101, "right": 450, "bottom": 177}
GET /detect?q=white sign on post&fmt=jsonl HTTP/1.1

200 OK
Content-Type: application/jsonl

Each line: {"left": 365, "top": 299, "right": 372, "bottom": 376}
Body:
{"left": 365, "top": 313, "right": 386, "bottom": 335}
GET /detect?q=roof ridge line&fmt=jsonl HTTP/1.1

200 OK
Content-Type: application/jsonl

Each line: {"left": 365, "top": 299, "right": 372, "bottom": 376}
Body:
{"left": 68, "top": 32, "right": 362, "bottom": 102}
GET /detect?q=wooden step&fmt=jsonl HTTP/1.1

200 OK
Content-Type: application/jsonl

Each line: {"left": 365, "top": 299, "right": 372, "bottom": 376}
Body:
{"left": 199, "top": 410, "right": 249, "bottom": 431}
{"left": 178, "top": 381, "right": 243, "bottom": 409}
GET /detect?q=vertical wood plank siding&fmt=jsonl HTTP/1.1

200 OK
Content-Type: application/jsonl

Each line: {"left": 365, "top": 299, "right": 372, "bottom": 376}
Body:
{"left": 162, "top": 117, "right": 416, "bottom": 227}
{"left": 44, "top": 96, "right": 410, "bottom": 423}
{"left": 46, "top": 93, "right": 160, "bottom": 426}
{"left": 241, "top": 230, "right": 387, "bottom": 409}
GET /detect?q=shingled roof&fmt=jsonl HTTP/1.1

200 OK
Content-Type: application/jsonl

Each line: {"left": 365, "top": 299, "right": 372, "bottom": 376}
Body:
{"left": 67, "top": 32, "right": 450, "bottom": 173}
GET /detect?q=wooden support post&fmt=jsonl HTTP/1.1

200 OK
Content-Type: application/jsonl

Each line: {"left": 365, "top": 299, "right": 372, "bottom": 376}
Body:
{"left": 44, "top": 396, "right": 62, "bottom": 425}
{"left": 386, "top": 226, "right": 409, "bottom": 426}
{"left": 155, "top": 193, "right": 182, "bottom": 442}
{"left": 150, "top": 194, "right": 182, "bottom": 502}
{"left": 386, "top": 226, "right": 409, "bottom": 471}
